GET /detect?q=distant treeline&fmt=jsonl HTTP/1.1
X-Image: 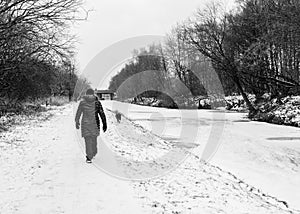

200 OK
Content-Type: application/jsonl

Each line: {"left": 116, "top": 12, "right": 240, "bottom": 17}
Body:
{"left": 109, "top": 0, "right": 300, "bottom": 113}
{"left": 0, "top": 0, "right": 88, "bottom": 103}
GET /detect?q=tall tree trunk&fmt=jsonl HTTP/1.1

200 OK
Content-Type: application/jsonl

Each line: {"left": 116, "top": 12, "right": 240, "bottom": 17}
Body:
{"left": 233, "top": 76, "right": 256, "bottom": 113}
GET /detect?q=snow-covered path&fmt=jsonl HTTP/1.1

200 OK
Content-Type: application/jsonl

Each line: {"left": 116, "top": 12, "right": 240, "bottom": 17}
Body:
{"left": 0, "top": 105, "right": 144, "bottom": 214}
{"left": 0, "top": 103, "right": 299, "bottom": 213}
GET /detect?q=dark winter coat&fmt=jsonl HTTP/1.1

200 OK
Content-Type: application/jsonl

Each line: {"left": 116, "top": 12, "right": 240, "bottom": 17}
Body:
{"left": 75, "top": 95, "right": 107, "bottom": 138}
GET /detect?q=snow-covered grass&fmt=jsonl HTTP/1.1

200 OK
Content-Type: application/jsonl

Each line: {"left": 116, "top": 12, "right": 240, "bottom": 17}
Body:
{"left": 103, "top": 101, "right": 300, "bottom": 211}
{"left": 0, "top": 105, "right": 71, "bottom": 213}
{"left": 49, "top": 96, "right": 70, "bottom": 106}
{"left": 0, "top": 97, "right": 72, "bottom": 133}
{"left": 0, "top": 106, "right": 55, "bottom": 133}
{"left": 101, "top": 103, "right": 298, "bottom": 213}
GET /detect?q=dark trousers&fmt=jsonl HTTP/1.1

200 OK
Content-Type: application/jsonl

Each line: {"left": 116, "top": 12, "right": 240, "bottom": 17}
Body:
{"left": 84, "top": 136, "right": 97, "bottom": 159}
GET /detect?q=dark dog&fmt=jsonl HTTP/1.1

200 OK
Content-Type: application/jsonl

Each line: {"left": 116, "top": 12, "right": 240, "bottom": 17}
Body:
{"left": 115, "top": 111, "right": 122, "bottom": 123}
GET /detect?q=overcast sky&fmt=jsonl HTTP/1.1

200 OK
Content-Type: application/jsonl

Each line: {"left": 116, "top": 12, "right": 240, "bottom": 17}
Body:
{"left": 73, "top": 0, "right": 236, "bottom": 88}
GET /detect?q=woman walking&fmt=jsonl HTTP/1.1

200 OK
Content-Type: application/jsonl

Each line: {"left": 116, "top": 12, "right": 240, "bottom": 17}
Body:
{"left": 75, "top": 88, "right": 107, "bottom": 163}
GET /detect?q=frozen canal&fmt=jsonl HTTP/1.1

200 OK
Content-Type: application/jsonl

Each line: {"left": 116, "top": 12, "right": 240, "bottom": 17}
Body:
{"left": 103, "top": 100, "right": 300, "bottom": 210}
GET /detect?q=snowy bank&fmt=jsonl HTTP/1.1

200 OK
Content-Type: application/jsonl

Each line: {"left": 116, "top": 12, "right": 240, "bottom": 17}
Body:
{"left": 253, "top": 96, "right": 300, "bottom": 127}
{"left": 223, "top": 94, "right": 300, "bottom": 128}
{"left": 103, "top": 105, "right": 298, "bottom": 213}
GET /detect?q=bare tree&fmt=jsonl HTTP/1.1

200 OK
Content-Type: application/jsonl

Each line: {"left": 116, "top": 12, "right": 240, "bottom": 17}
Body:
{"left": 0, "top": 0, "right": 88, "bottom": 101}
{"left": 182, "top": 1, "right": 256, "bottom": 111}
